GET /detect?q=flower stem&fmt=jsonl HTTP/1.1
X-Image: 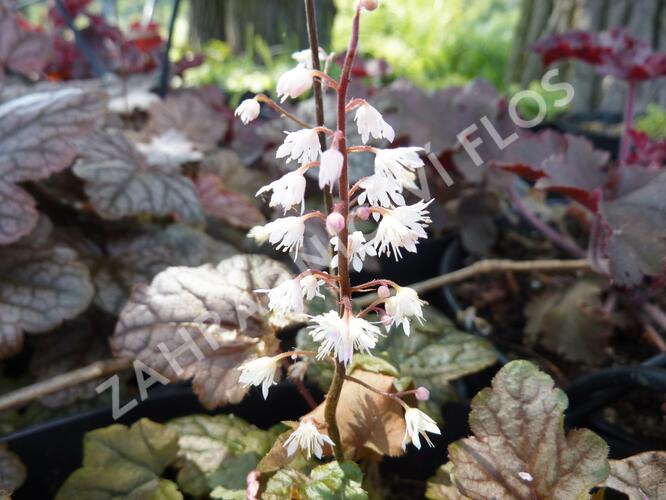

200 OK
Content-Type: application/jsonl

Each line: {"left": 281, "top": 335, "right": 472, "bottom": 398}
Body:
{"left": 304, "top": 0, "right": 334, "bottom": 215}
{"left": 324, "top": 3, "right": 362, "bottom": 462}
{"left": 255, "top": 94, "right": 313, "bottom": 129}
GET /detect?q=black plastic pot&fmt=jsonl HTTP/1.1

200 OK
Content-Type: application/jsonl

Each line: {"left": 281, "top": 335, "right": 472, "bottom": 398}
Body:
{"left": 438, "top": 239, "right": 666, "bottom": 459}
{"left": 3, "top": 382, "right": 317, "bottom": 499}
{"left": 552, "top": 112, "right": 623, "bottom": 160}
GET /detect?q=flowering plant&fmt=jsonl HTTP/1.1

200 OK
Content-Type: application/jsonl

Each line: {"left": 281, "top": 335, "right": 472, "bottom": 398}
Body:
{"left": 234, "top": 0, "right": 440, "bottom": 462}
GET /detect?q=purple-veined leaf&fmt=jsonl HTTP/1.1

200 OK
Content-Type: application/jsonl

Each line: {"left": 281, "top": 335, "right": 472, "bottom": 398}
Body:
{"left": 449, "top": 361, "right": 609, "bottom": 499}
{"left": 0, "top": 218, "right": 94, "bottom": 359}
{"left": 0, "top": 86, "right": 106, "bottom": 244}
{"left": 602, "top": 451, "right": 666, "bottom": 499}
{"left": 0, "top": 87, "right": 107, "bottom": 182}
{"left": 0, "top": 180, "right": 37, "bottom": 245}
{"left": 73, "top": 130, "right": 204, "bottom": 224}
{"left": 92, "top": 224, "right": 237, "bottom": 314}
{"left": 110, "top": 255, "right": 297, "bottom": 409}
{"left": 195, "top": 173, "right": 266, "bottom": 230}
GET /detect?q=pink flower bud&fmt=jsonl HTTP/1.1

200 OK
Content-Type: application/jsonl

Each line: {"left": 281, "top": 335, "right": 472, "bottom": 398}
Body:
{"left": 380, "top": 313, "right": 392, "bottom": 326}
{"left": 377, "top": 285, "right": 391, "bottom": 299}
{"left": 415, "top": 386, "right": 430, "bottom": 401}
{"left": 361, "top": 0, "right": 379, "bottom": 10}
{"left": 326, "top": 212, "right": 345, "bottom": 235}
{"left": 356, "top": 206, "right": 370, "bottom": 220}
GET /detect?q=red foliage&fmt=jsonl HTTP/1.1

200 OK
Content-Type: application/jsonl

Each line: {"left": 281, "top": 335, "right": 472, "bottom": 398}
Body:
{"left": 533, "top": 28, "right": 666, "bottom": 81}
{"left": 626, "top": 130, "right": 666, "bottom": 166}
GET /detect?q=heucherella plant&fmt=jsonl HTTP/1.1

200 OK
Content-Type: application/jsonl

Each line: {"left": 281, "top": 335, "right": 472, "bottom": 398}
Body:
{"left": 234, "top": 0, "right": 440, "bottom": 462}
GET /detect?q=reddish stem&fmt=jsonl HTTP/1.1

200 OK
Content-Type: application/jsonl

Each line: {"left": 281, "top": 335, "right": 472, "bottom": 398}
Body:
{"left": 324, "top": 3, "right": 362, "bottom": 463}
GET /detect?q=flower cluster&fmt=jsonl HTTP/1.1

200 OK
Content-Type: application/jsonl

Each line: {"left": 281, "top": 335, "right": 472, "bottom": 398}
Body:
{"left": 234, "top": 0, "right": 439, "bottom": 461}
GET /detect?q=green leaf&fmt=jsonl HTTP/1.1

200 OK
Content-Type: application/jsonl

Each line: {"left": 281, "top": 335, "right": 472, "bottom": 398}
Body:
{"left": 449, "top": 361, "right": 609, "bottom": 500}
{"left": 56, "top": 419, "right": 182, "bottom": 500}
{"left": 602, "top": 451, "right": 666, "bottom": 499}
{"left": 167, "top": 414, "right": 281, "bottom": 495}
{"left": 260, "top": 462, "right": 368, "bottom": 500}
{"left": 302, "top": 461, "right": 368, "bottom": 499}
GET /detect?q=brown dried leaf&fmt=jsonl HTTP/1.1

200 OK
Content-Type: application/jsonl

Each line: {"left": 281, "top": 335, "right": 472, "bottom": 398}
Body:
{"left": 146, "top": 91, "right": 228, "bottom": 151}
{"left": 449, "top": 361, "right": 609, "bottom": 500}
{"left": 92, "top": 224, "right": 237, "bottom": 314}
{"left": 73, "top": 130, "right": 204, "bottom": 224}
{"left": 0, "top": 219, "right": 94, "bottom": 359}
{"left": 524, "top": 280, "right": 612, "bottom": 365}
{"left": 602, "top": 451, "right": 666, "bottom": 500}
{"left": 0, "top": 444, "right": 26, "bottom": 495}
{"left": 196, "top": 173, "right": 266, "bottom": 230}
{"left": 110, "top": 255, "right": 295, "bottom": 409}
{"left": 0, "top": 1, "right": 50, "bottom": 78}
{"left": 303, "top": 370, "right": 406, "bottom": 459}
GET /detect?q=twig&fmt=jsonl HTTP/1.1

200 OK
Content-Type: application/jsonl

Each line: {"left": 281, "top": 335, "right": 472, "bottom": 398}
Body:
{"left": 355, "top": 258, "right": 590, "bottom": 307}
{"left": 54, "top": 0, "right": 106, "bottom": 78}
{"left": 642, "top": 321, "right": 666, "bottom": 353}
{"left": 0, "top": 358, "right": 131, "bottom": 412}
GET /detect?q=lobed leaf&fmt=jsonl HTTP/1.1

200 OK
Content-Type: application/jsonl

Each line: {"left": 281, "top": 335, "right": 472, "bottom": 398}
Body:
{"left": 146, "top": 91, "right": 228, "bottom": 151}
{"left": 602, "top": 451, "right": 666, "bottom": 499}
{"left": 0, "top": 219, "right": 93, "bottom": 359}
{"left": 110, "top": 254, "right": 297, "bottom": 409}
{"left": 449, "top": 360, "right": 609, "bottom": 500}
{"left": 56, "top": 419, "right": 182, "bottom": 500}
{"left": 73, "top": 130, "right": 204, "bottom": 224}
{"left": 0, "top": 0, "right": 50, "bottom": 78}
{"left": 426, "top": 463, "right": 469, "bottom": 500}
{"left": 601, "top": 169, "right": 666, "bottom": 286}
{"left": 196, "top": 172, "right": 266, "bottom": 230}
{"left": 524, "top": 280, "right": 612, "bottom": 365}
{"left": 90, "top": 224, "right": 236, "bottom": 314}
{"left": 0, "top": 86, "right": 106, "bottom": 244}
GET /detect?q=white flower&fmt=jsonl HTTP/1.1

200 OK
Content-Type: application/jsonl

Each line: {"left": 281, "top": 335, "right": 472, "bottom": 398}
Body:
{"left": 276, "top": 128, "right": 322, "bottom": 164}
{"left": 256, "top": 170, "right": 306, "bottom": 214}
{"left": 256, "top": 278, "right": 303, "bottom": 315}
{"left": 354, "top": 102, "right": 395, "bottom": 144}
{"left": 259, "top": 216, "right": 306, "bottom": 257}
{"left": 248, "top": 225, "right": 271, "bottom": 244}
{"left": 276, "top": 67, "right": 314, "bottom": 102}
{"left": 238, "top": 356, "right": 279, "bottom": 399}
{"left": 309, "top": 310, "right": 381, "bottom": 365}
{"left": 234, "top": 98, "right": 260, "bottom": 124}
{"left": 371, "top": 200, "right": 432, "bottom": 260}
{"left": 374, "top": 147, "right": 424, "bottom": 186}
{"left": 300, "top": 274, "right": 324, "bottom": 301}
{"left": 284, "top": 421, "right": 334, "bottom": 459}
{"left": 384, "top": 286, "right": 426, "bottom": 336}
{"left": 357, "top": 174, "right": 405, "bottom": 208}
{"left": 331, "top": 231, "right": 376, "bottom": 272}
{"left": 403, "top": 408, "right": 440, "bottom": 450}
{"left": 292, "top": 47, "right": 328, "bottom": 69}
{"left": 319, "top": 148, "right": 343, "bottom": 189}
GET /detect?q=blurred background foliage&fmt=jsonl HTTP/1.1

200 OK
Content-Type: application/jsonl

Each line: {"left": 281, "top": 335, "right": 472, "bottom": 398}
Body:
{"left": 332, "top": 0, "right": 520, "bottom": 90}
